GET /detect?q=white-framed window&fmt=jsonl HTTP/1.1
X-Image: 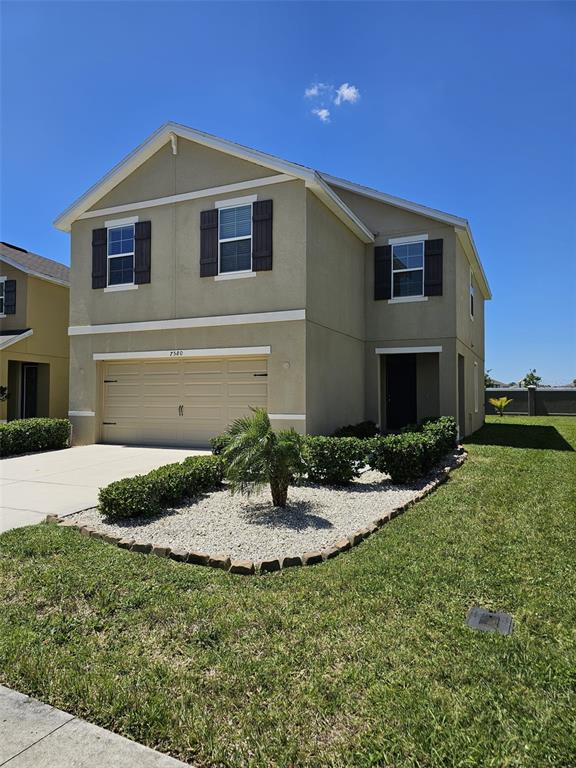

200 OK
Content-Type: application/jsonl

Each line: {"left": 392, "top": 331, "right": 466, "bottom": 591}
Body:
{"left": 474, "top": 361, "right": 479, "bottom": 413}
{"left": 0, "top": 277, "right": 5, "bottom": 315}
{"left": 392, "top": 240, "right": 425, "bottom": 298}
{"left": 218, "top": 203, "right": 252, "bottom": 274}
{"left": 470, "top": 268, "right": 475, "bottom": 319}
{"left": 107, "top": 223, "right": 135, "bottom": 286}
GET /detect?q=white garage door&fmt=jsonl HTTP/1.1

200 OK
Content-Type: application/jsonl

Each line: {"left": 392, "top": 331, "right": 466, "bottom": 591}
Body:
{"left": 101, "top": 357, "right": 268, "bottom": 447}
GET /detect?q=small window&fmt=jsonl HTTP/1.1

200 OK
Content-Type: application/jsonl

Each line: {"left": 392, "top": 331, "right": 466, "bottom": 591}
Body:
{"left": 0, "top": 280, "right": 5, "bottom": 314}
{"left": 470, "top": 269, "right": 475, "bottom": 319}
{"left": 392, "top": 241, "right": 424, "bottom": 298}
{"left": 107, "top": 225, "right": 134, "bottom": 286}
{"left": 219, "top": 204, "right": 252, "bottom": 274}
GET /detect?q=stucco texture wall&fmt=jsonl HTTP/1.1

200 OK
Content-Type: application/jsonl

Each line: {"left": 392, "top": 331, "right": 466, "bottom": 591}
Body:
{"left": 0, "top": 275, "right": 69, "bottom": 421}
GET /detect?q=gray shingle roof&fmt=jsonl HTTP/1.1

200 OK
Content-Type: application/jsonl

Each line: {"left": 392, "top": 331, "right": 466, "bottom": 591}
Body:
{"left": 0, "top": 242, "right": 69, "bottom": 286}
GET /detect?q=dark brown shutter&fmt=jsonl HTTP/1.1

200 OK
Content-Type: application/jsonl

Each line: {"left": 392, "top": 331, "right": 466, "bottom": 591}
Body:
{"left": 4, "top": 279, "right": 16, "bottom": 314}
{"left": 134, "top": 220, "right": 151, "bottom": 284}
{"left": 200, "top": 209, "right": 219, "bottom": 277}
{"left": 374, "top": 245, "right": 392, "bottom": 300}
{"left": 424, "top": 239, "right": 443, "bottom": 296}
{"left": 252, "top": 199, "right": 273, "bottom": 271}
{"left": 91, "top": 228, "right": 107, "bottom": 289}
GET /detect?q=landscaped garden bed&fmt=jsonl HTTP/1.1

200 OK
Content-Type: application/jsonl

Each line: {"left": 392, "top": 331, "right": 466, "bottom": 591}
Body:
{"left": 59, "top": 415, "right": 463, "bottom": 573}
{"left": 63, "top": 448, "right": 465, "bottom": 571}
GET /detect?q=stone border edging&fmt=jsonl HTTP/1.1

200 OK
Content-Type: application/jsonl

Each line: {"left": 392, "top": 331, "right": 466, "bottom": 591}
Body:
{"left": 45, "top": 449, "right": 467, "bottom": 576}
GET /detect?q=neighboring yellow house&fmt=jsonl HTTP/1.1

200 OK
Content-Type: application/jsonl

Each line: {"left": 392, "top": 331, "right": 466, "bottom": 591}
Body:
{"left": 0, "top": 242, "right": 69, "bottom": 422}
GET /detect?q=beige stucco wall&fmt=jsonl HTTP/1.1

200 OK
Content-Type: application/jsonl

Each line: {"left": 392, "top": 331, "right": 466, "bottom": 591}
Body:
{"left": 0, "top": 263, "right": 28, "bottom": 331}
{"left": 304, "top": 190, "right": 365, "bottom": 434}
{"left": 0, "top": 273, "right": 69, "bottom": 421}
{"left": 70, "top": 177, "right": 306, "bottom": 328}
{"left": 88, "top": 140, "right": 279, "bottom": 211}
{"left": 69, "top": 320, "right": 306, "bottom": 445}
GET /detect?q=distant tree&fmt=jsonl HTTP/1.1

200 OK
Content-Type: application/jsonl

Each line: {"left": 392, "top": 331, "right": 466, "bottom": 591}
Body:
{"left": 484, "top": 369, "right": 496, "bottom": 388}
{"left": 520, "top": 369, "right": 542, "bottom": 388}
{"left": 573, "top": 378, "right": 576, "bottom": 388}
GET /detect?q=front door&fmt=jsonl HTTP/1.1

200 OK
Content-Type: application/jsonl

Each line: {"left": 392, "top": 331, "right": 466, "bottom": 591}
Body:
{"left": 21, "top": 364, "right": 38, "bottom": 418}
{"left": 386, "top": 354, "right": 417, "bottom": 430}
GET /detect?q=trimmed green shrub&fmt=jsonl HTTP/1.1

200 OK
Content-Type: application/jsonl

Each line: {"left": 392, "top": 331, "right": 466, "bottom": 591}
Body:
{"left": 98, "top": 475, "right": 162, "bottom": 520}
{"left": 303, "top": 436, "right": 367, "bottom": 485}
{"left": 422, "top": 416, "right": 458, "bottom": 453}
{"left": 98, "top": 455, "right": 223, "bottom": 520}
{"left": 332, "top": 420, "right": 379, "bottom": 439}
{"left": 368, "top": 417, "right": 457, "bottom": 483}
{"left": 0, "top": 418, "right": 71, "bottom": 457}
{"left": 210, "top": 432, "right": 231, "bottom": 456}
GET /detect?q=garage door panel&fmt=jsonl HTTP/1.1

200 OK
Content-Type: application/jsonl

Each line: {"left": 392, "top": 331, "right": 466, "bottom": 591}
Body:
{"left": 228, "top": 383, "right": 268, "bottom": 398}
{"left": 102, "top": 357, "right": 267, "bottom": 447}
{"left": 227, "top": 359, "right": 267, "bottom": 374}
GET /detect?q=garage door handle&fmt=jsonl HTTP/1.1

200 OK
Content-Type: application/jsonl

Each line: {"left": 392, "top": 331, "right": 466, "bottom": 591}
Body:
{"left": 104, "top": 379, "right": 118, "bottom": 383}
{"left": 253, "top": 373, "right": 268, "bottom": 377}
{"left": 102, "top": 422, "right": 116, "bottom": 425}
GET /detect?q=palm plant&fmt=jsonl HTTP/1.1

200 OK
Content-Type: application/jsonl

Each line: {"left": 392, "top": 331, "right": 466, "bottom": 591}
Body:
{"left": 222, "top": 408, "right": 305, "bottom": 507}
{"left": 489, "top": 396, "right": 513, "bottom": 416}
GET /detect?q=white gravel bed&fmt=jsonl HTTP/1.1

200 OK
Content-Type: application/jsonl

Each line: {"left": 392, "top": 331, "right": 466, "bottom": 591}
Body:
{"left": 69, "top": 451, "right": 463, "bottom": 561}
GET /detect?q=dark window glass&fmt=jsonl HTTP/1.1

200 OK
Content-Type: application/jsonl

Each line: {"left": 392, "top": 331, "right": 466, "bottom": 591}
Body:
{"left": 393, "top": 270, "right": 423, "bottom": 297}
{"left": 108, "top": 254, "right": 134, "bottom": 285}
{"left": 392, "top": 242, "right": 423, "bottom": 270}
{"left": 108, "top": 225, "right": 134, "bottom": 256}
{"left": 220, "top": 239, "right": 251, "bottom": 273}
{"left": 219, "top": 205, "right": 251, "bottom": 240}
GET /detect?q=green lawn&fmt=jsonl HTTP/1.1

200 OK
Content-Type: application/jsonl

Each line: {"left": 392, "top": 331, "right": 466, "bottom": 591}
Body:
{"left": 1, "top": 416, "right": 575, "bottom": 767}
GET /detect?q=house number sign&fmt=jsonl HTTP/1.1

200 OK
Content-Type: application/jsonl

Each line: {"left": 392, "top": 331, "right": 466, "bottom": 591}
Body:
{"left": 169, "top": 350, "right": 184, "bottom": 357}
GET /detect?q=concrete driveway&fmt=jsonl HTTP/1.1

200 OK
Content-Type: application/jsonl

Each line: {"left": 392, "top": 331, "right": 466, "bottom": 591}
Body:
{"left": 0, "top": 444, "right": 209, "bottom": 533}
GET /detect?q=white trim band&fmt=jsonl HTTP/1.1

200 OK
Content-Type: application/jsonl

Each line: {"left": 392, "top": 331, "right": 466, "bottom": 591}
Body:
{"left": 93, "top": 346, "right": 271, "bottom": 361}
{"left": 104, "top": 216, "right": 139, "bottom": 228}
{"left": 375, "top": 345, "right": 443, "bottom": 354}
{"left": 214, "top": 271, "right": 256, "bottom": 282}
{"left": 68, "top": 410, "right": 95, "bottom": 417}
{"left": 103, "top": 284, "right": 138, "bottom": 293}
{"left": 388, "top": 233, "right": 429, "bottom": 244}
{"left": 69, "top": 309, "right": 305, "bottom": 336}
{"left": 268, "top": 414, "right": 306, "bottom": 421}
{"left": 215, "top": 194, "right": 257, "bottom": 209}
{"left": 388, "top": 296, "right": 428, "bottom": 304}
{"left": 78, "top": 175, "right": 292, "bottom": 221}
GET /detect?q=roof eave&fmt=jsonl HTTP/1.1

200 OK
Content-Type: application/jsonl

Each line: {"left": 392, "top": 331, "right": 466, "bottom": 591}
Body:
{"left": 53, "top": 122, "right": 374, "bottom": 244}
{"left": 0, "top": 255, "right": 69, "bottom": 288}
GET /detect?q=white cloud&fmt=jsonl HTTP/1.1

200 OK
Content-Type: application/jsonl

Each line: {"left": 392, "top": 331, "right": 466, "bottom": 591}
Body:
{"left": 305, "top": 82, "right": 331, "bottom": 98}
{"left": 312, "top": 108, "right": 330, "bottom": 123}
{"left": 334, "top": 83, "right": 360, "bottom": 106}
{"left": 305, "top": 80, "right": 360, "bottom": 124}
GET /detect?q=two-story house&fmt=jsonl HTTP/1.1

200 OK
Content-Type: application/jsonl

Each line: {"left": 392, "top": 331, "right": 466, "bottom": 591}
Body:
{"left": 0, "top": 242, "right": 70, "bottom": 422}
{"left": 54, "top": 123, "right": 490, "bottom": 447}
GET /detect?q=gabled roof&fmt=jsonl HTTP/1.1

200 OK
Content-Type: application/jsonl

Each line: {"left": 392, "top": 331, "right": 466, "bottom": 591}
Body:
{"left": 53, "top": 121, "right": 490, "bottom": 298}
{"left": 323, "top": 174, "right": 491, "bottom": 299}
{"left": 0, "top": 242, "right": 69, "bottom": 287}
{"left": 53, "top": 122, "right": 374, "bottom": 244}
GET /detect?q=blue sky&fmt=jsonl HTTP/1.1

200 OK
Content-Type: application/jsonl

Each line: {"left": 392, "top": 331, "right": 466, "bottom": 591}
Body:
{"left": 1, "top": 1, "right": 574, "bottom": 384}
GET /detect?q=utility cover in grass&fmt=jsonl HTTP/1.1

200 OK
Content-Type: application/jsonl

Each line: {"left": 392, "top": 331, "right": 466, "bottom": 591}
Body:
{"left": 466, "top": 606, "right": 513, "bottom": 635}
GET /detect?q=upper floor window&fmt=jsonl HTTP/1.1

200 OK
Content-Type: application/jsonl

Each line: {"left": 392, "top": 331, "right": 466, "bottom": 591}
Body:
{"left": 392, "top": 241, "right": 424, "bottom": 298}
{"left": 0, "top": 279, "right": 5, "bottom": 314}
{"left": 108, "top": 224, "right": 134, "bottom": 285}
{"left": 470, "top": 269, "right": 475, "bottom": 319}
{"left": 219, "top": 204, "right": 252, "bottom": 274}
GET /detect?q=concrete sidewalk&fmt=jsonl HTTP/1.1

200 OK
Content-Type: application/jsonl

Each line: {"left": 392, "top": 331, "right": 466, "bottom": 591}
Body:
{"left": 0, "top": 444, "right": 208, "bottom": 533}
{"left": 0, "top": 685, "right": 190, "bottom": 767}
